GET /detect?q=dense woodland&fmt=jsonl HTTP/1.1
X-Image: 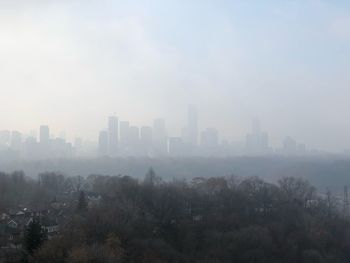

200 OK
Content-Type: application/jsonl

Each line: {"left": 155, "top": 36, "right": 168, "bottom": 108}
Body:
{"left": 1, "top": 169, "right": 350, "bottom": 262}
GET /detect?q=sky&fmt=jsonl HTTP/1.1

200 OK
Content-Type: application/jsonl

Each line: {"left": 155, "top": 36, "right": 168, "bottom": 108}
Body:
{"left": 0, "top": 0, "right": 350, "bottom": 151}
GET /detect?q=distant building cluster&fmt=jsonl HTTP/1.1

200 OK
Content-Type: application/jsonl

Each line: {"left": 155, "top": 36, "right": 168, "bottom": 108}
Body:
{"left": 97, "top": 106, "right": 310, "bottom": 158}
{"left": 0, "top": 126, "right": 74, "bottom": 161}
{"left": 0, "top": 106, "right": 313, "bottom": 161}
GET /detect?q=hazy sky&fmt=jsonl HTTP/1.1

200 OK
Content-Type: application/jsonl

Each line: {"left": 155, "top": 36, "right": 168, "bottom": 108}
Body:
{"left": 0, "top": 0, "right": 350, "bottom": 151}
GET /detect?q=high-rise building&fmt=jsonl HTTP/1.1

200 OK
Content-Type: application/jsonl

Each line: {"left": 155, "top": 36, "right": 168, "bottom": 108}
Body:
{"left": 98, "top": 130, "right": 108, "bottom": 156}
{"left": 119, "top": 121, "right": 130, "bottom": 155}
{"left": 108, "top": 116, "right": 118, "bottom": 156}
{"left": 40, "top": 125, "right": 50, "bottom": 146}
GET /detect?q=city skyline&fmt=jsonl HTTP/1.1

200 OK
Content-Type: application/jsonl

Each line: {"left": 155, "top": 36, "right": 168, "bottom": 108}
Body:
{"left": 0, "top": 105, "right": 329, "bottom": 160}
{"left": 1, "top": 1, "right": 350, "bottom": 151}
{"left": 2, "top": 2, "right": 350, "bottom": 261}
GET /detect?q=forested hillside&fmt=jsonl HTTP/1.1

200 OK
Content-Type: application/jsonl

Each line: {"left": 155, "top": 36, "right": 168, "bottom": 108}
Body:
{"left": 1, "top": 170, "right": 350, "bottom": 262}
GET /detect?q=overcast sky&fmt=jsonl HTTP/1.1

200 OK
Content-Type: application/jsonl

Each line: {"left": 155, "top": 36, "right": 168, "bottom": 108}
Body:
{"left": 0, "top": 0, "right": 350, "bottom": 151}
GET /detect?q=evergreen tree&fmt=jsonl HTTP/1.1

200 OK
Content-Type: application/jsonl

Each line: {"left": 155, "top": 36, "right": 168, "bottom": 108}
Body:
{"left": 24, "top": 220, "right": 47, "bottom": 255}
{"left": 77, "top": 190, "right": 88, "bottom": 212}
{"left": 144, "top": 167, "right": 162, "bottom": 186}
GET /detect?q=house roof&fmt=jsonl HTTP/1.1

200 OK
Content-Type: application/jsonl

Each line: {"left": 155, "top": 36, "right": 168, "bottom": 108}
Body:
{"left": 41, "top": 216, "right": 58, "bottom": 227}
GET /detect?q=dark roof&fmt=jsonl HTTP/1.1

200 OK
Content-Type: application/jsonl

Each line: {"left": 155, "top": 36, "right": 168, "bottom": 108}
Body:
{"left": 40, "top": 216, "right": 58, "bottom": 227}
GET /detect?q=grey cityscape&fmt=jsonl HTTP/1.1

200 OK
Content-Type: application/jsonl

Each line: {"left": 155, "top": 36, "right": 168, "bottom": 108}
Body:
{"left": 2, "top": 1, "right": 350, "bottom": 262}
{"left": 0, "top": 105, "right": 313, "bottom": 161}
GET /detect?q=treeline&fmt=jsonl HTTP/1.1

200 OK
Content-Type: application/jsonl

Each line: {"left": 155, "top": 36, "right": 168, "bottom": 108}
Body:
{"left": 4, "top": 157, "right": 350, "bottom": 192}
{"left": 1, "top": 170, "right": 350, "bottom": 262}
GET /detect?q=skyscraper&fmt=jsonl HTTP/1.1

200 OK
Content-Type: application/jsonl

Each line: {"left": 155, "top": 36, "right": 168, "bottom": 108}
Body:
{"left": 40, "top": 125, "right": 50, "bottom": 146}
{"left": 108, "top": 116, "right": 118, "bottom": 156}
{"left": 119, "top": 121, "right": 130, "bottom": 155}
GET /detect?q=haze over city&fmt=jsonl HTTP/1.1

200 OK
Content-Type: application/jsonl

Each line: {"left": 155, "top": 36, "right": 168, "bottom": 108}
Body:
{"left": 4, "top": 1, "right": 350, "bottom": 262}
{"left": 1, "top": 1, "right": 350, "bottom": 151}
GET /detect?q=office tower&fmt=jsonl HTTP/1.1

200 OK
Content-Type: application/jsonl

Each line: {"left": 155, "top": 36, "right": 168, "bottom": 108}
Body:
{"left": 40, "top": 125, "right": 50, "bottom": 146}
{"left": 119, "top": 121, "right": 130, "bottom": 155}
{"left": 140, "top": 126, "right": 153, "bottom": 156}
{"left": 153, "top": 118, "right": 167, "bottom": 156}
{"left": 108, "top": 116, "right": 118, "bottom": 156}
{"left": 98, "top": 130, "right": 108, "bottom": 156}
{"left": 10, "top": 131, "right": 22, "bottom": 151}
{"left": 187, "top": 105, "right": 198, "bottom": 146}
